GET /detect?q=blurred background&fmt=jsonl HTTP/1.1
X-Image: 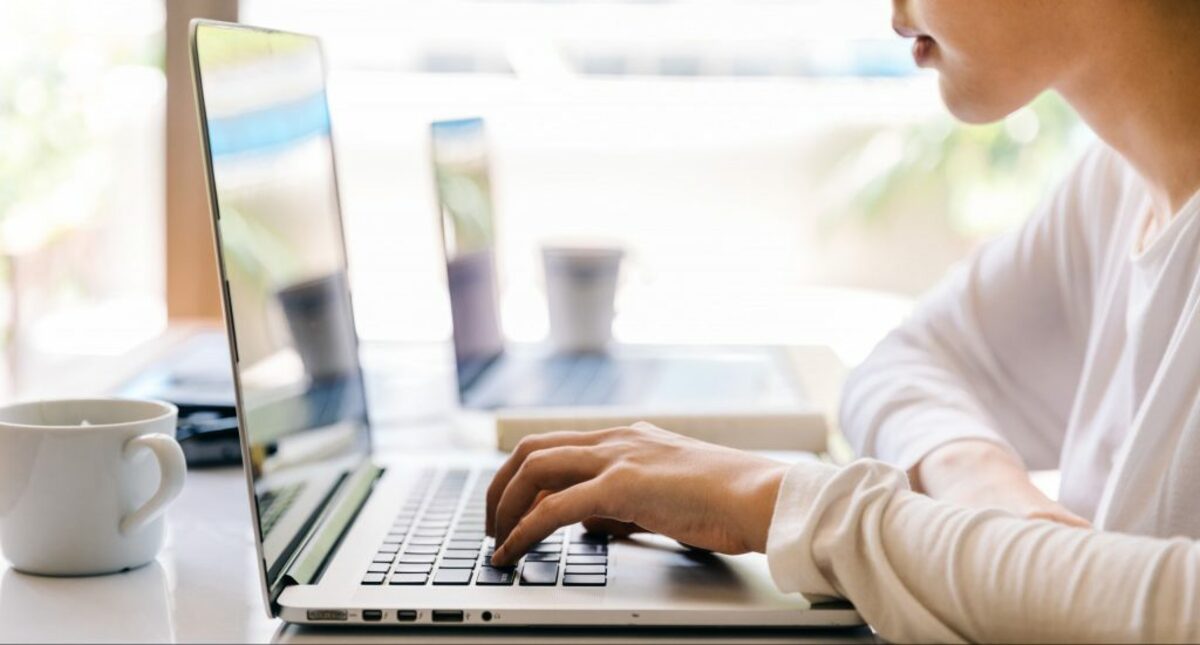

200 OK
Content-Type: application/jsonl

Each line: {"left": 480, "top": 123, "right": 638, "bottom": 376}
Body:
{"left": 0, "top": 0, "right": 1095, "bottom": 394}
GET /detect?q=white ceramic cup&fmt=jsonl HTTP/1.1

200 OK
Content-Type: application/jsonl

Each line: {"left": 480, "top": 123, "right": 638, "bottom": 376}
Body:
{"left": 0, "top": 399, "right": 185, "bottom": 576}
{"left": 542, "top": 244, "right": 625, "bottom": 353}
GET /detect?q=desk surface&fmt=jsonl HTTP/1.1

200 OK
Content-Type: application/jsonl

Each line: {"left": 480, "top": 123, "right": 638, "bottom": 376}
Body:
{"left": 0, "top": 328, "right": 880, "bottom": 644}
{"left": 0, "top": 442, "right": 874, "bottom": 644}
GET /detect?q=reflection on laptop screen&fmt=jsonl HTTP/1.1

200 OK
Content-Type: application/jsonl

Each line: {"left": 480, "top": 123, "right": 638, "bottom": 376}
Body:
{"left": 193, "top": 23, "right": 370, "bottom": 584}
{"left": 431, "top": 118, "right": 504, "bottom": 396}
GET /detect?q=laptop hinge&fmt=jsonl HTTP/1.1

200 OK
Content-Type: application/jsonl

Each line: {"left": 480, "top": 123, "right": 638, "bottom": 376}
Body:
{"left": 271, "top": 461, "right": 383, "bottom": 609}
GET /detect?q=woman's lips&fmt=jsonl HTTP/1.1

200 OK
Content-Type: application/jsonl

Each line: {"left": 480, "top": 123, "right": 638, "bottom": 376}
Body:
{"left": 912, "top": 35, "right": 935, "bottom": 66}
{"left": 892, "top": 21, "right": 922, "bottom": 39}
{"left": 893, "top": 20, "right": 936, "bottom": 67}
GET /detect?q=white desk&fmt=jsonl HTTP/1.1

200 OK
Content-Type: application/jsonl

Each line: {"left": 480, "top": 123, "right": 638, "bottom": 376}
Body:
{"left": 0, "top": 435, "right": 874, "bottom": 644}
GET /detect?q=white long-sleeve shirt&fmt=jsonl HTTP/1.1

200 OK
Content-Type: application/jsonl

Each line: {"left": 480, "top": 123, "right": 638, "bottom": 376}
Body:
{"left": 764, "top": 144, "right": 1200, "bottom": 641}
{"left": 767, "top": 460, "right": 1200, "bottom": 643}
{"left": 842, "top": 142, "right": 1200, "bottom": 535}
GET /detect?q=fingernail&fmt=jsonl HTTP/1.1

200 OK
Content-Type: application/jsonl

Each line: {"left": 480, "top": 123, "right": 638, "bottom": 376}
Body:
{"left": 490, "top": 549, "right": 505, "bottom": 566}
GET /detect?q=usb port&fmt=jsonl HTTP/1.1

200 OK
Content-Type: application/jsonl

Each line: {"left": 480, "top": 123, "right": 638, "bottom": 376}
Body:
{"left": 431, "top": 610, "right": 464, "bottom": 623}
{"left": 361, "top": 610, "right": 382, "bottom": 622}
{"left": 306, "top": 609, "right": 347, "bottom": 621}
{"left": 396, "top": 610, "right": 418, "bottom": 622}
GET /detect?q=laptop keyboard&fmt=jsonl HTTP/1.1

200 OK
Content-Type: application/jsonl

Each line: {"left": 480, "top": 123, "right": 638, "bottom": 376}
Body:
{"left": 362, "top": 468, "right": 609, "bottom": 588}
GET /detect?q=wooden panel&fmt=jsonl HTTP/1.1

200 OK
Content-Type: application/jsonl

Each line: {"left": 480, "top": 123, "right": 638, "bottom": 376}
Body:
{"left": 164, "top": 0, "right": 237, "bottom": 320}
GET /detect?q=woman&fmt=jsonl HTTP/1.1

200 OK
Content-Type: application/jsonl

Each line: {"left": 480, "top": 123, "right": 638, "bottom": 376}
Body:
{"left": 485, "top": 1, "right": 1200, "bottom": 641}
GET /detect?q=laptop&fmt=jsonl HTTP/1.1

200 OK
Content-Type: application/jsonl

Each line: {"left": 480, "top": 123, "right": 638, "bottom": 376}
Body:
{"left": 430, "top": 117, "right": 808, "bottom": 414}
{"left": 190, "top": 19, "right": 861, "bottom": 628}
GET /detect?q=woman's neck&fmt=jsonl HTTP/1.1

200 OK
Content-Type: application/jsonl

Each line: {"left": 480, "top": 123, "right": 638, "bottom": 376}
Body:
{"left": 1055, "top": 5, "right": 1200, "bottom": 218}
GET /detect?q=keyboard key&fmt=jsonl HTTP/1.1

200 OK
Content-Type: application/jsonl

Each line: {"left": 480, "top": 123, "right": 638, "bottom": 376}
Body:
{"left": 447, "top": 540, "right": 482, "bottom": 550}
{"left": 414, "top": 529, "right": 447, "bottom": 538}
{"left": 452, "top": 531, "right": 486, "bottom": 541}
{"left": 443, "top": 549, "right": 479, "bottom": 560}
{"left": 378, "top": 543, "right": 401, "bottom": 554}
{"left": 438, "top": 558, "right": 477, "bottom": 569}
{"left": 366, "top": 563, "right": 391, "bottom": 574}
{"left": 568, "top": 543, "right": 607, "bottom": 555}
{"left": 476, "top": 566, "right": 516, "bottom": 586}
{"left": 524, "top": 552, "right": 560, "bottom": 562}
{"left": 371, "top": 552, "right": 395, "bottom": 563}
{"left": 520, "top": 562, "right": 559, "bottom": 586}
{"left": 409, "top": 536, "right": 443, "bottom": 546}
{"left": 433, "top": 569, "right": 473, "bottom": 585}
{"left": 563, "top": 574, "right": 606, "bottom": 586}
{"left": 362, "top": 573, "right": 386, "bottom": 585}
{"left": 398, "top": 554, "right": 436, "bottom": 564}
{"left": 389, "top": 573, "right": 428, "bottom": 585}
{"left": 565, "top": 564, "right": 606, "bottom": 575}
{"left": 394, "top": 563, "right": 433, "bottom": 574}
{"left": 571, "top": 531, "right": 608, "bottom": 544}
{"left": 529, "top": 542, "right": 562, "bottom": 553}
{"left": 404, "top": 544, "right": 440, "bottom": 555}
{"left": 567, "top": 555, "right": 607, "bottom": 565}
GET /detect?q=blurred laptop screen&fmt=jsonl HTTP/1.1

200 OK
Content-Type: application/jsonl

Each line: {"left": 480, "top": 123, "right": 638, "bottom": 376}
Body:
{"left": 431, "top": 118, "right": 505, "bottom": 395}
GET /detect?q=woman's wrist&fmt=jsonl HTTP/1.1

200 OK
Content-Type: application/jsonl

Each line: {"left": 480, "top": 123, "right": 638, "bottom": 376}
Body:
{"left": 739, "top": 460, "right": 790, "bottom": 553}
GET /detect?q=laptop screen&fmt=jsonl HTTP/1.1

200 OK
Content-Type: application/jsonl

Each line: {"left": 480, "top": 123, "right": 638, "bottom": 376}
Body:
{"left": 192, "top": 23, "right": 371, "bottom": 588}
{"left": 430, "top": 118, "right": 505, "bottom": 396}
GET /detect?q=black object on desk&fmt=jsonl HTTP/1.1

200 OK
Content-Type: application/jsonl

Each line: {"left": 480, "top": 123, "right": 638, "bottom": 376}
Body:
{"left": 119, "top": 331, "right": 242, "bottom": 467}
{"left": 175, "top": 404, "right": 242, "bottom": 466}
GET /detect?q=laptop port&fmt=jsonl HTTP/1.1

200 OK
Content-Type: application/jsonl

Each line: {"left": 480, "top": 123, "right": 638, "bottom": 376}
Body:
{"left": 306, "top": 609, "right": 347, "bottom": 621}
{"left": 481, "top": 611, "right": 493, "bottom": 622}
{"left": 361, "top": 610, "right": 382, "bottom": 622}
{"left": 396, "top": 610, "right": 418, "bottom": 622}
{"left": 431, "top": 610, "right": 464, "bottom": 623}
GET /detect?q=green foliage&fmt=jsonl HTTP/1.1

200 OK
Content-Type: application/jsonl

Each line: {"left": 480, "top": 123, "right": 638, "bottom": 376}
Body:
{"left": 0, "top": 5, "right": 163, "bottom": 229}
{"left": 834, "top": 92, "right": 1089, "bottom": 238}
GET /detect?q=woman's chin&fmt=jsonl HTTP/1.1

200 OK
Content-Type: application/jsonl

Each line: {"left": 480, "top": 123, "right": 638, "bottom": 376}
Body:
{"left": 938, "top": 78, "right": 1023, "bottom": 125}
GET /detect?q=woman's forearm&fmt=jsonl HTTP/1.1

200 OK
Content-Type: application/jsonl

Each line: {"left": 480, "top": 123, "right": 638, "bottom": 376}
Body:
{"left": 911, "top": 439, "right": 1090, "bottom": 527}
{"left": 767, "top": 460, "right": 1200, "bottom": 643}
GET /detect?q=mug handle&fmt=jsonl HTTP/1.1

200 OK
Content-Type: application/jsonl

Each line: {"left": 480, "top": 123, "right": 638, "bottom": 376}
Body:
{"left": 119, "top": 433, "right": 187, "bottom": 536}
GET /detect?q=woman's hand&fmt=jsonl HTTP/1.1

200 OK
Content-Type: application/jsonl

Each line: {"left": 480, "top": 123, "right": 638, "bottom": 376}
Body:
{"left": 912, "top": 439, "right": 1091, "bottom": 528}
{"left": 485, "top": 422, "right": 789, "bottom": 566}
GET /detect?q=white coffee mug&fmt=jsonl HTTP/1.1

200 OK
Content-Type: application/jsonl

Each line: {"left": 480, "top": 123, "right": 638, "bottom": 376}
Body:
{"left": 0, "top": 398, "right": 186, "bottom": 576}
{"left": 542, "top": 243, "right": 625, "bottom": 353}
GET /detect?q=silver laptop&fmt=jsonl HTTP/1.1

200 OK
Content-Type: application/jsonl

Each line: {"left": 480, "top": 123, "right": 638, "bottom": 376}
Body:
{"left": 190, "top": 19, "right": 861, "bottom": 628}
{"left": 430, "top": 117, "right": 806, "bottom": 413}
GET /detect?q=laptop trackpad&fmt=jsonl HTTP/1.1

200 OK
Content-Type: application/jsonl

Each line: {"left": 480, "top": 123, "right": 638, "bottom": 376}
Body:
{"left": 607, "top": 533, "right": 815, "bottom": 610}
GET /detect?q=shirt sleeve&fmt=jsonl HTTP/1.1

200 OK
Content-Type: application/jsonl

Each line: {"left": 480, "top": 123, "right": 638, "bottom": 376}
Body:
{"left": 839, "top": 146, "right": 1116, "bottom": 470}
{"left": 766, "top": 459, "right": 1200, "bottom": 643}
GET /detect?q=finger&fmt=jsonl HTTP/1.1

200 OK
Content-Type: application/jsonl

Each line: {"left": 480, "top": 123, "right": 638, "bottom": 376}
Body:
{"left": 492, "top": 479, "right": 613, "bottom": 566}
{"left": 493, "top": 446, "right": 607, "bottom": 544}
{"left": 486, "top": 429, "right": 618, "bottom": 536}
{"left": 581, "top": 517, "right": 644, "bottom": 537}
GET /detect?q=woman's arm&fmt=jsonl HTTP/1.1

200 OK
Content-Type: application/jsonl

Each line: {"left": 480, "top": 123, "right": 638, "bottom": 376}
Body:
{"left": 769, "top": 459, "right": 1200, "bottom": 643}
{"left": 486, "top": 423, "right": 1199, "bottom": 643}
{"left": 840, "top": 146, "right": 1119, "bottom": 516}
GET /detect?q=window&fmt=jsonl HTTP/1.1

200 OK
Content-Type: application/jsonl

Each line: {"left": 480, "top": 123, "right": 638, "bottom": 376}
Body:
{"left": 240, "top": 1, "right": 1090, "bottom": 352}
{"left": 0, "top": 0, "right": 166, "bottom": 357}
